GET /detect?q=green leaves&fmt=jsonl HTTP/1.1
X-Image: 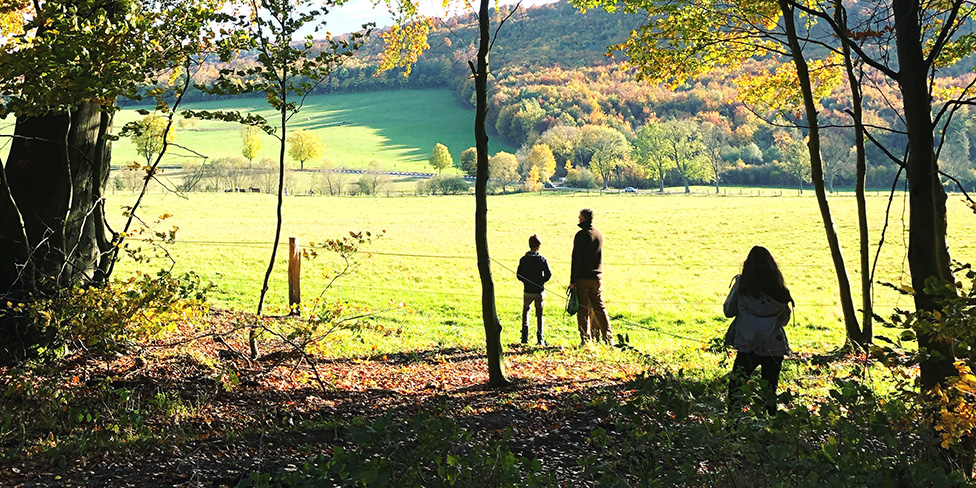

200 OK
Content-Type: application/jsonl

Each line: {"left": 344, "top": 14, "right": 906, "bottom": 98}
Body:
{"left": 0, "top": 0, "right": 229, "bottom": 117}
{"left": 201, "top": 0, "right": 371, "bottom": 115}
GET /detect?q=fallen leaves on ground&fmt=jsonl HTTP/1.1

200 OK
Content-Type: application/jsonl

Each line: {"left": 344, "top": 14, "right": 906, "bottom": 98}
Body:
{"left": 0, "top": 310, "right": 643, "bottom": 487}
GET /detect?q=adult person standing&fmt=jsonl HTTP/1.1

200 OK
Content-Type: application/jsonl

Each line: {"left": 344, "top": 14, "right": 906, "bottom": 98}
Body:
{"left": 570, "top": 208, "right": 612, "bottom": 345}
{"left": 723, "top": 245, "right": 794, "bottom": 415}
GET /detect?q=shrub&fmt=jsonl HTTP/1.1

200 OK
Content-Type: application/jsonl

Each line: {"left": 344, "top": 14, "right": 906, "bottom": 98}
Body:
{"left": 350, "top": 172, "right": 391, "bottom": 196}
{"left": 416, "top": 175, "right": 470, "bottom": 196}
{"left": 874, "top": 262, "right": 976, "bottom": 462}
{"left": 0, "top": 271, "right": 210, "bottom": 361}
{"left": 564, "top": 167, "right": 599, "bottom": 189}
{"left": 432, "top": 175, "right": 470, "bottom": 195}
{"left": 577, "top": 367, "right": 969, "bottom": 487}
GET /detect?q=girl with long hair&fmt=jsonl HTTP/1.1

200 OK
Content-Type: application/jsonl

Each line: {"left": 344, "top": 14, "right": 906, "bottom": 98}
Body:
{"left": 723, "top": 246, "right": 793, "bottom": 415}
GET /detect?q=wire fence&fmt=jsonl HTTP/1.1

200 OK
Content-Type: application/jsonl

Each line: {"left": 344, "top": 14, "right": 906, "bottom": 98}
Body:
{"left": 126, "top": 236, "right": 914, "bottom": 309}
{"left": 116, "top": 237, "right": 927, "bottom": 349}
{"left": 132, "top": 238, "right": 846, "bottom": 269}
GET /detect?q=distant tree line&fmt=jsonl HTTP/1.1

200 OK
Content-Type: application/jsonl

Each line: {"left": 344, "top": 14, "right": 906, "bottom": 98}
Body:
{"left": 180, "top": 1, "right": 976, "bottom": 192}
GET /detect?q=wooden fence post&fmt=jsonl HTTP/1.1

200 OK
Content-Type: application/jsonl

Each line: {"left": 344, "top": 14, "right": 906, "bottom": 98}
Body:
{"left": 289, "top": 237, "right": 301, "bottom": 314}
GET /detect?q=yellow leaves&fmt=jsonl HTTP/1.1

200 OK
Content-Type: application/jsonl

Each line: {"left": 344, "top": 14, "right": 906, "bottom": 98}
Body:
{"left": 931, "top": 361, "right": 976, "bottom": 449}
{"left": 0, "top": 1, "right": 31, "bottom": 38}
{"left": 131, "top": 114, "right": 177, "bottom": 161}
{"left": 737, "top": 54, "right": 843, "bottom": 114}
{"left": 376, "top": 17, "right": 433, "bottom": 77}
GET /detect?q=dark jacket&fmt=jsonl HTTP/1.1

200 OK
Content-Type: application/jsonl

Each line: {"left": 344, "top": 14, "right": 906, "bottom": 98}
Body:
{"left": 517, "top": 251, "right": 552, "bottom": 293}
{"left": 571, "top": 222, "right": 603, "bottom": 284}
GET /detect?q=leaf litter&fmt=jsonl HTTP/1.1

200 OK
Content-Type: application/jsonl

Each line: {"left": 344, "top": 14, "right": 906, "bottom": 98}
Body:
{"left": 1, "top": 309, "right": 643, "bottom": 487}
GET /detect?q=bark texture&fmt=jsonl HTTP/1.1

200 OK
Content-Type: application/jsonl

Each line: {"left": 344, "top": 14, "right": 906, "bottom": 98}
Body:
{"left": 893, "top": 0, "right": 955, "bottom": 390}
{"left": 474, "top": 0, "right": 509, "bottom": 387}
{"left": 2, "top": 102, "right": 113, "bottom": 297}
{"left": 0, "top": 102, "right": 114, "bottom": 356}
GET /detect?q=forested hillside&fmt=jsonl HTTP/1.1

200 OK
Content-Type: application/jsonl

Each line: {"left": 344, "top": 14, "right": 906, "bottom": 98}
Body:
{"left": 190, "top": 0, "right": 976, "bottom": 192}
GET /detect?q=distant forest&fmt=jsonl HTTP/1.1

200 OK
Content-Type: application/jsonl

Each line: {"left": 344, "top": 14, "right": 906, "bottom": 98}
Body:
{"left": 185, "top": 1, "right": 976, "bottom": 192}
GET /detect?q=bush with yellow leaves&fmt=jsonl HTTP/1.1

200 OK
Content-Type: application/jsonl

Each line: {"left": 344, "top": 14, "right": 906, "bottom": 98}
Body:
{"left": 1, "top": 271, "right": 211, "bottom": 360}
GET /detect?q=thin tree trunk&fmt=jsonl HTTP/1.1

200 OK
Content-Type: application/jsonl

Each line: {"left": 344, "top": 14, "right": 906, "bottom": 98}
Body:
{"left": 474, "top": 0, "right": 509, "bottom": 387}
{"left": 253, "top": 76, "right": 289, "bottom": 358}
{"left": 779, "top": 0, "right": 861, "bottom": 341}
{"left": 836, "top": 0, "right": 873, "bottom": 347}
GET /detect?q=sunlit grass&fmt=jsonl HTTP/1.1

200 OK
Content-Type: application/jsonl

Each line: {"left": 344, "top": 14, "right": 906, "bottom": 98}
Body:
{"left": 111, "top": 89, "right": 516, "bottom": 172}
{"left": 108, "top": 190, "right": 976, "bottom": 371}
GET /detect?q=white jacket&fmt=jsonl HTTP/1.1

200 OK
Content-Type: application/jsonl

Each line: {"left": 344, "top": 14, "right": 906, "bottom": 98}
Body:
{"left": 723, "top": 277, "right": 791, "bottom": 356}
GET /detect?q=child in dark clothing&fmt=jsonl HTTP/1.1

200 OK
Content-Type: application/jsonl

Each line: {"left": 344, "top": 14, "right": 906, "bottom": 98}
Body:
{"left": 517, "top": 234, "right": 552, "bottom": 345}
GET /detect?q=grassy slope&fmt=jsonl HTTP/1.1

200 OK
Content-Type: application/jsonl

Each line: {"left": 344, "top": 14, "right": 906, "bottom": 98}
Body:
{"left": 112, "top": 89, "right": 516, "bottom": 172}
{"left": 109, "top": 190, "right": 976, "bottom": 362}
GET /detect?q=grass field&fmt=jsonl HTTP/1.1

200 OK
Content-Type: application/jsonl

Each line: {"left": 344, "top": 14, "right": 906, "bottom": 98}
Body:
{"left": 108, "top": 190, "right": 976, "bottom": 363}
{"left": 112, "top": 89, "right": 516, "bottom": 172}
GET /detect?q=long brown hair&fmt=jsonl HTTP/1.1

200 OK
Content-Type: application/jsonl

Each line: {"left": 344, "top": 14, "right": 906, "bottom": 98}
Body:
{"left": 739, "top": 246, "right": 792, "bottom": 304}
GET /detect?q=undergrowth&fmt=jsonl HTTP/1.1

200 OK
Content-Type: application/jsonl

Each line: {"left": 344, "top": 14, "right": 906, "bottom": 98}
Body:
{"left": 239, "top": 411, "right": 554, "bottom": 488}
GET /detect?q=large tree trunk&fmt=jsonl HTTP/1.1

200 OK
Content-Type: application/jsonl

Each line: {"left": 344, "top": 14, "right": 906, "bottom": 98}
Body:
{"left": 893, "top": 0, "right": 970, "bottom": 475}
{"left": 893, "top": 0, "right": 954, "bottom": 390}
{"left": 475, "top": 0, "right": 509, "bottom": 387}
{"left": 1, "top": 102, "right": 114, "bottom": 298}
{"left": 779, "top": 0, "right": 861, "bottom": 343}
{"left": 0, "top": 102, "right": 114, "bottom": 357}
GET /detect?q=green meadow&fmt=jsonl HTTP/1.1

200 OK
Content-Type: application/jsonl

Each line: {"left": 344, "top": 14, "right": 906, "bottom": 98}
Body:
{"left": 109, "top": 190, "right": 976, "bottom": 362}
{"left": 112, "top": 89, "right": 516, "bottom": 172}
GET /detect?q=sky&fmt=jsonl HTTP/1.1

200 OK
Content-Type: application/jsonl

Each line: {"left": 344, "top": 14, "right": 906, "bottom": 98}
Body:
{"left": 323, "top": 0, "right": 559, "bottom": 36}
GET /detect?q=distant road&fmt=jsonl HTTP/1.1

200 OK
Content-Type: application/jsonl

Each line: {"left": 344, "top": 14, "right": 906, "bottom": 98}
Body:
{"left": 328, "top": 168, "right": 476, "bottom": 181}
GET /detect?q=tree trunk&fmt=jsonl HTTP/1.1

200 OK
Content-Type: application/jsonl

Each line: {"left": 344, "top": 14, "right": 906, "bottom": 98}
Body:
{"left": 2, "top": 103, "right": 114, "bottom": 298}
{"left": 253, "top": 80, "right": 289, "bottom": 358}
{"left": 0, "top": 103, "right": 114, "bottom": 357}
{"left": 837, "top": 0, "right": 873, "bottom": 347}
{"left": 892, "top": 0, "right": 954, "bottom": 390}
{"left": 893, "top": 0, "right": 971, "bottom": 475}
{"left": 779, "top": 0, "right": 861, "bottom": 343}
{"left": 475, "top": 0, "right": 509, "bottom": 387}
{"left": 0, "top": 161, "right": 31, "bottom": 301}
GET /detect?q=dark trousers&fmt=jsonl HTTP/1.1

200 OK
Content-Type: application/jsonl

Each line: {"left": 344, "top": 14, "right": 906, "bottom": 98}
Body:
{"left": 728, "top": 352, "right": 784, "bottom": 415}
{"left": 521, "top": 292, "right": 544, "bottom": 342}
